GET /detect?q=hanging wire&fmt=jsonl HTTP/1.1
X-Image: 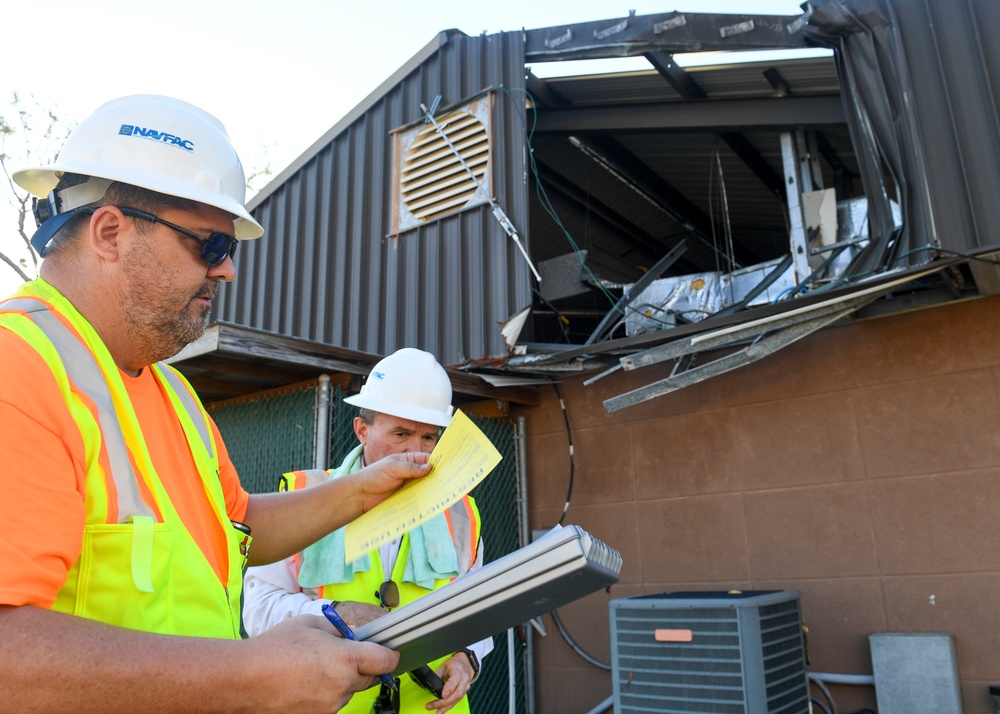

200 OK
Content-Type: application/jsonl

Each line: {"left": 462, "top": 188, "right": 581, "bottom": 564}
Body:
{"left": 551, "top": 382, "right": 574, "bottom": 526}
{"left": 708, "top": 145, "right": 722, "bottom": 276}
{"left": 498, "top": 87, "right": 621, "bottom": 309}
{"left": 549, "top": 609, "right": 611, "bottom": 670}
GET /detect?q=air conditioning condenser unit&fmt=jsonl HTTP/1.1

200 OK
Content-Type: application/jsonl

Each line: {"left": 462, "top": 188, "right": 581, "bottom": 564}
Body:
{"left": 610, "top": 590, "right": 810, "bottom": 713}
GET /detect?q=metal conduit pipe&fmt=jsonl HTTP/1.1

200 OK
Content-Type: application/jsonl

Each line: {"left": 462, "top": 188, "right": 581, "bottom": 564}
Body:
{"left": 583, "top": 694, "right": 614, "bottom": 714}
{"left": 314, "top": 375, "right": 331, "bottom": 470}
{"left": 507, "top": 628, "right": 517, "bottom": 713}
{"left": 810, "top": 671, "right": 875, "bottom": 686}
{"left": 515, "top": 416, "right": 535, "bottom": 714}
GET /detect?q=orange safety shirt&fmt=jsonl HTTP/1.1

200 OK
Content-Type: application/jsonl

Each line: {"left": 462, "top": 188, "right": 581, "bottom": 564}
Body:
{"left": 0, "top": 326, "right": 249, "bottom": 609}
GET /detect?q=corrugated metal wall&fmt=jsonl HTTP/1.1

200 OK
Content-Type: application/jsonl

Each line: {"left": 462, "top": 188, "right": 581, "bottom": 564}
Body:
{"left": 895, "top": 0, "right": 1000, "bottom": 256}
{"left": 216, "top": 30, "right": 531, "bottom": 366}
{"left": 807, "top": 0, "right": 1000, "bottom": 273}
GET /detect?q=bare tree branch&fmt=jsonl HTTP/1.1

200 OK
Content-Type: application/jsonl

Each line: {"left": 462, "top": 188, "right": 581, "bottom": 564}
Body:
{"left": 0, "top": 92, "right": 74, "bottom": 285}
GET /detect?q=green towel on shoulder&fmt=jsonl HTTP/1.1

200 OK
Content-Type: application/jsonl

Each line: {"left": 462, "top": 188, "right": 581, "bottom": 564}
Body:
{"left": 298, "top": 444, "right": 459, "bottom": 590}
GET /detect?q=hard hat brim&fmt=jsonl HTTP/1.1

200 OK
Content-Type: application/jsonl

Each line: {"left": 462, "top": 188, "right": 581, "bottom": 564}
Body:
{"left": 14, "top": 163, "right": 263, "bottom": 241}
{"left": 343, "top": 392, "right": 455, "bottom": 428}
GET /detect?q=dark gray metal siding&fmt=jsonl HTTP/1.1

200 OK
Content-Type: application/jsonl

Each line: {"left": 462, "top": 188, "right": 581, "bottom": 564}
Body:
{"left": 216, "top": 30, "right": 530, "bottom": 366}
{"left": 807, "top": 0, "right": 1000, "bottom": 273}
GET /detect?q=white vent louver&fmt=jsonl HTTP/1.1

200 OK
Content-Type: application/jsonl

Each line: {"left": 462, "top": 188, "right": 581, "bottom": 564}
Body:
{"left": 395, "top": 97, "right": 491, "bottom": 232}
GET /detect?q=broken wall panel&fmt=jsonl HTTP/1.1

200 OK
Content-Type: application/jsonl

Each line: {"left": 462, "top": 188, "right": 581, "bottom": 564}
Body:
{"left": 806, "top": 0, "right": 1000, "bottom": 276}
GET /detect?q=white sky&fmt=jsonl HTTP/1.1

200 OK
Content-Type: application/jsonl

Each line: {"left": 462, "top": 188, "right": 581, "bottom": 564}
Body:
{"left": 0, "top": 0, "right": 806, "bottom": 295}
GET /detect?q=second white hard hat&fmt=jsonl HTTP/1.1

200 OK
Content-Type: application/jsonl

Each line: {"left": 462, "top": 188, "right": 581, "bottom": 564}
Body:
{"left": 344, "top": 348, "right": 455, "bottom": 427}
{"left": 14, "top": 94, "right": 264, "bottom": 253}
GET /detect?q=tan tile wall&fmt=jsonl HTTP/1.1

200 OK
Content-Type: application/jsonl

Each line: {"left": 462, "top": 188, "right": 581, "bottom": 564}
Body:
{"left": 513, "top": 294, "right": 1000, "bottom": 713}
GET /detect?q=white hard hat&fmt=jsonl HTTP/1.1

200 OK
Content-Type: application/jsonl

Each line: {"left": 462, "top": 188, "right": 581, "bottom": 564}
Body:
{"left": 344, "top": 348, "right": 455, "bottom": 427}
{"left": 14, "top": 94, "right": 263, "bottom": 253}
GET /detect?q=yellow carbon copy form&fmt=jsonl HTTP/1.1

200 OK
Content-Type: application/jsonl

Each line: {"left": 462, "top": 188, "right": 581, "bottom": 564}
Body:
{"left": 344, "top": 409, "right": 502, "bottom": 563}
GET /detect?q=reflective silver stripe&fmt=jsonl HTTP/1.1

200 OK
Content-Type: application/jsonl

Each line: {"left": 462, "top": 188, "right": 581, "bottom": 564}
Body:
{"left": 156, "top": 365, "right": 214, "bottom": 459}
{"left": 2, "top": 298, "right": 153, "bottom": 522}
{"left": 446, "top": 500, "right": 476, "bottom": 575}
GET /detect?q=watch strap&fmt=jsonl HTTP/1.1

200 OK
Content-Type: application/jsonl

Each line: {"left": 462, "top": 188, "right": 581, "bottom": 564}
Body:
{"left": 459, "top": 647, "right": 480, "bottom": 683}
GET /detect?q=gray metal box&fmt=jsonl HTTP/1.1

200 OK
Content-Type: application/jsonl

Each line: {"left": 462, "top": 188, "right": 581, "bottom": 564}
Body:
{"left": 610, "top": 590, "right": 810, "bottom": 713}
{"left": 869, "top": 633, "right": 962, "bottom": 714}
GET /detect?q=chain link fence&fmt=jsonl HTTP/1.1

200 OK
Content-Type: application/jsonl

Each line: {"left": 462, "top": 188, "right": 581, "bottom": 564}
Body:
{"left": 208, "top": 380, "right": 526, "bottom": 713}
{"left": 209, "top": 382, "right": 319, "bottom": 494}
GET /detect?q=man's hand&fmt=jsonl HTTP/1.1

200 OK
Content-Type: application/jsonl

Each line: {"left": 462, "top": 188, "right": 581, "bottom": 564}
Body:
{"left": 349, "top": 451, "right": 432, "bottom": 514}
{"left": 332, "top": 600, "right": 388, "bottom": 630}
{"left": 243, "top": 452, "right": 431, "bottom": 565}
{"left": 425, "top": 652, "right": 476, "bottom": 712}
{"left": 244, "top": 614, "right": 400, "bottom": 712}
{"left": 0, "top": 605, "right": 399, "bottom": 713}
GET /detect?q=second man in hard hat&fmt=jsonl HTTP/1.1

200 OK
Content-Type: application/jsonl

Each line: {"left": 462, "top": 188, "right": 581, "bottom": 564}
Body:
{"left": 243, "top": 348, "right": 492, "bottom": 713}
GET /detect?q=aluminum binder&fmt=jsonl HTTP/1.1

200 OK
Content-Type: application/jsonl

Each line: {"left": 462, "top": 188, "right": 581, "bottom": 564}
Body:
{"left": 354, "top": 524, "right": 622, "bottom": 674}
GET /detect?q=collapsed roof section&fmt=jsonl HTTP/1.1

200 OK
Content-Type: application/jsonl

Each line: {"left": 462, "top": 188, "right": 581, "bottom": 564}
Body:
{"left": 205, "top": 1, "right": 998, "bottom": 414}
{"left": 466, "top": 0, "right": 1000, "bottom": 411}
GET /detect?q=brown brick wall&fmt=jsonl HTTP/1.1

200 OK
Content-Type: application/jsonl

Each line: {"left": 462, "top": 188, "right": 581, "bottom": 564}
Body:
{"left": 514, "top": 294, "right": 1000, "bottom": 713}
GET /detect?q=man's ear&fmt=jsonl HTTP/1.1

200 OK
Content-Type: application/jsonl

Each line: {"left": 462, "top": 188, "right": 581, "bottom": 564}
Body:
{"left": 354, "top": 415, "right": 369, "bottom": 446}
{"left": 88, "top": 206, "right": 128, "bottom": 262}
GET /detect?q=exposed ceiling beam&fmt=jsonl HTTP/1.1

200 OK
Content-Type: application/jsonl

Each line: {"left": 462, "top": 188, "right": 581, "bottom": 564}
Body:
{"left": 527, "top": 71, "right": 747, "bottom": 270}
{"left": 533, "top": 159, "right": 702, "bottom": 274}
{"left": 534, "top": 95, "right": 845, "bottom": 134}
{"left": 571, "top": 135, "right": 760, "bottom": 268}
{"left": 644, "top": 51, "right": 788, "bottom": 204}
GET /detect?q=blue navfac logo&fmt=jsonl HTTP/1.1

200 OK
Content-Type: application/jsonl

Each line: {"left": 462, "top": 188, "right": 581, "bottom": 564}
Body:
{"left": 118, "top": 123, "right": 195, "bottom": 151}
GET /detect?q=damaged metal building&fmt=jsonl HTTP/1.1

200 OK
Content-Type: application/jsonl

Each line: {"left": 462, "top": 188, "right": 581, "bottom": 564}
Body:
{"left": 172, "top": 0, "right": 1000, "bottom": 710}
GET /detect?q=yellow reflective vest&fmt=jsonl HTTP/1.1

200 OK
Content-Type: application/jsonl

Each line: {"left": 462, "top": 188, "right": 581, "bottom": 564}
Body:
{"left": 282, "top": 449, "right": 481, "bottom": 714}
{"left": 0, "top": 279, "right": 245, "bottom": 638}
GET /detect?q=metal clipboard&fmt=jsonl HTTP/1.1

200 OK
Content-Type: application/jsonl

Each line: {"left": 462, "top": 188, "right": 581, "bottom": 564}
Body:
{"left": 353, "top": 524, "right": 623, "bottom": 674}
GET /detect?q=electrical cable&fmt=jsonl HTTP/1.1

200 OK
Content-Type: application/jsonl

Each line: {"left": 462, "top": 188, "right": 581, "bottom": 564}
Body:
{"left": 811, "top": 696, "right": 834, "bottom": 714}
{"left": 531, "top": 287, "right": 572, "bottom": 343}
{"left": 932, "top": 246, "right": 1000, "bottom": 266}
{"left": 498, "top": 87, "right": 617, "bottom": 301}
{"left": 549, "top": 609, "right": 611, "bottom": 670}
{"left": 714, "top": 145, "right": 738, "bottom": 281}
{"left": 552, "top": 382, "right": 574, "bottom": 526}
{"left": 498, "top": 86, "right": 661, "bottom": 324}
{"left": 808, "top": 673, "right": 839, "bottom": 714}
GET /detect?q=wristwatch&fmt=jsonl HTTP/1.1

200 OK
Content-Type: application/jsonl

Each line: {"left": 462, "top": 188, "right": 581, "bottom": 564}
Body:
{"left": 459, "top": 647, "right": 481, "bottom": 683}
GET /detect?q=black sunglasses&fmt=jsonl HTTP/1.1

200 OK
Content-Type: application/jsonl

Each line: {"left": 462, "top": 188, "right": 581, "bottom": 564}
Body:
{"left": 376, "top": 580, "right": 400, "bottom": 611}
{"left": 117, "top": 206, "right": 238, "bottom": 268}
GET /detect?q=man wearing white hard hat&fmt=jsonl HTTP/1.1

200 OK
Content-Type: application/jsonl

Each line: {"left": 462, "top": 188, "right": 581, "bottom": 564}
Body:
{"left": 0, "top": 96, "right": 430, "bottom": 712}
{"left": 243, "top": 348, "right": 493, "bottom": 714}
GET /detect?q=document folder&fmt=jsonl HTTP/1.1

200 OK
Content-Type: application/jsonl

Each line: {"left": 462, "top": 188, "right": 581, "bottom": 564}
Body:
{"left": 353, "top": 524, "right": 623, "bottom": 674}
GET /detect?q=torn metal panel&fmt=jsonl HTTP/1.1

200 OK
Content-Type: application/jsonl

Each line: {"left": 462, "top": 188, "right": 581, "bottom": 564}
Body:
{"left": 622, "top": 290, "right": 880, "bottom": 373}
{"left": 537, "top": 252, "right": 589, "bottom": 302}
{"left": 585, "top": 241, "right": 688, "bottom": 346}
{"left": 500, "top": 306, "right": 532, "bottom": 352}
{"left": 623, "top": 257, "right": 797, "bottom": 337}
{"left": 524, "top": 11, "right": 810, "bottom": 62}
{"left": 621, "top": 267, "right": 942, "bottom": 370}
{"left": 603, "top": 264, "right": 946, "bottom": 409}
{"left": 604, "top": 302, "right": 866, "bottom": 412}
{"left": 503, "top": 259, "right": 963, "bottom": 370}
{"left": 805, "top": 0, "right": 1000, "bottom": 276}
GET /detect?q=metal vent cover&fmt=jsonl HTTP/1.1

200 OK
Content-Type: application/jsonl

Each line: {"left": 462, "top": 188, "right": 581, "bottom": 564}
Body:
{"left": 610, "top": 590, "right": 809, "bottom": 714}
{"left": 394, "top": 94, "right": 493, "bottom": 232}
